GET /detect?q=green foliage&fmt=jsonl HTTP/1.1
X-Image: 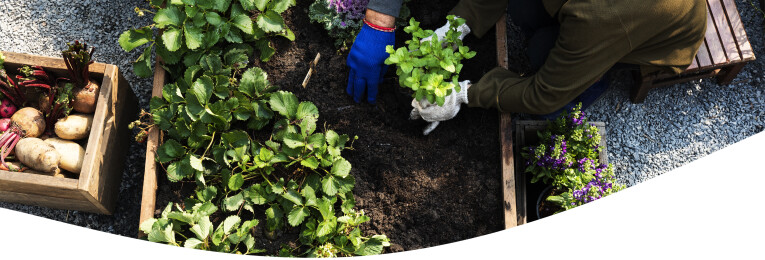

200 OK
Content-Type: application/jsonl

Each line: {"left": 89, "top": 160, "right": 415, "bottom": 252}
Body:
{"left": 119, "top": 0, "right": 296, "bottom": 78}
{"left": 521, "top": 104, "right": 625, "bottom": 213}
{"left": 141, "top": 50, "right": 388, "bottom": 256}
{"left": 384, "top": 15, "right": 475, "bottom": 106}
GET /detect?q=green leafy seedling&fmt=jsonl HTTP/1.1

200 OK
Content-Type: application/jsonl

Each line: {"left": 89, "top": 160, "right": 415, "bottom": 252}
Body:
{"left": 384, "top": 15, "right": 476, "bottom": 106}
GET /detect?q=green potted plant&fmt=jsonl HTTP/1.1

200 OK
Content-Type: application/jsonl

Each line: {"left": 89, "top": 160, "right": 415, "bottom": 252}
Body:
{"left": 521, "top": 104, "right": 625, "bottom": 219}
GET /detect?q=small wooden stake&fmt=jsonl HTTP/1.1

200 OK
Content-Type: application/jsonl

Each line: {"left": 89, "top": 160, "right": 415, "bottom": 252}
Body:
{"left": 302, "top": 53, "right": 321, "bottom": 88}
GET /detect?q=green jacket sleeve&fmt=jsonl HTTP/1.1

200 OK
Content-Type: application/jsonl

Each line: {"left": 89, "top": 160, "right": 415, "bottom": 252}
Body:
{"left": 468, "top": 7, "right": 632, "bottom": 114}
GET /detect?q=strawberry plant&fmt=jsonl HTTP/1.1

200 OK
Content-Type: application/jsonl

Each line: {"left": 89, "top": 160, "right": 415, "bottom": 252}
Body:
{"left": 119, "top": 0, "right": 296, "bottom": 78}
{"left": 140, "top": 51, "right": 389, "bottom": 255}
{"left": 384, "top": 15, "right": 475, "bottom": 106}
{"left": 123, "top": 3, "right": 391, "bottom": 250}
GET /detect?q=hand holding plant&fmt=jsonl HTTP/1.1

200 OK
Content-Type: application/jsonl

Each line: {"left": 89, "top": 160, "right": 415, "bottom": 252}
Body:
{"left": 384, "top": 15, "right": 476, "bottom": 106}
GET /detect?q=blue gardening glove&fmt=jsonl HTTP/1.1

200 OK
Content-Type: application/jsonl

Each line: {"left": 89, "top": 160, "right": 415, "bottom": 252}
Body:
{"left": 346, "top": 22, "right": 395, "bottom": 104}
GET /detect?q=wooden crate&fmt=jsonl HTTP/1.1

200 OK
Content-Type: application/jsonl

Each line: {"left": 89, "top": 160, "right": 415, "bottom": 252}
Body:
{"left": 0, "top": 51, "right": 138, "bottom": 214}
{"left": 512, "top": 120, "right": 607, "bottom": 224}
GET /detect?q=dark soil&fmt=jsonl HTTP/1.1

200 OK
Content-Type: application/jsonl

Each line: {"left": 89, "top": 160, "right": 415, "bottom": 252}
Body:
{"left": 535, "top": 186, "right": 563, "bottom": 220}
{"left": 155, "top": 0, "right": 504, "bottom": 254}
{"left": 265, "top": 0, "right": 504, "bottom": 253}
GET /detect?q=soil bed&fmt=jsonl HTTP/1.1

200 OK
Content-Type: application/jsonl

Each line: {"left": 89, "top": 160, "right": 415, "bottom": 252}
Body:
{"left": 154, "top": 0, "right": 503, "bottom": 254}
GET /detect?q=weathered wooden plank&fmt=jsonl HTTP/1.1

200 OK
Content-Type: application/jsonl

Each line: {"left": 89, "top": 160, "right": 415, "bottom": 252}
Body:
{"left": 703, "top": 6, "right": 727, "bottom": 64}
{"left": 139, "top": 57, "right": 166, "bottom": 236}
{"left": 708, "top": 0, "right": 740, "bottom": 62}
{"left": 0, "top": 173, "right": 81, "bottom": 199}
{"left": 78, "top": 65, "right": 137, "bottom": 214}
{"left": 0, "top": 189, "right": 100, "bottom": 213}
{"left": 496, "top": 15, "right": 518, "bottom": 229}
{"left": 721, "top": 0, "right": 755, "bottom": 60}
{"left": 2, "top": 51, "right": 107, "bottom": 75}
{"left": 77, "top": 65, "right": 115, "bottom": 214}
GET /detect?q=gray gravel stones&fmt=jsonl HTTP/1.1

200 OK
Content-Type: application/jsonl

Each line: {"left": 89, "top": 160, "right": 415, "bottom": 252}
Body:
{"left": 0, "top": 0, "right": 763, "bottom": 238}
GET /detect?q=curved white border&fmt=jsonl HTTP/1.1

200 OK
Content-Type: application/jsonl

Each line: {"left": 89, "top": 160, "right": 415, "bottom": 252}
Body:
{"left": 2, "top": 132, "right": 764, "bottom": 259}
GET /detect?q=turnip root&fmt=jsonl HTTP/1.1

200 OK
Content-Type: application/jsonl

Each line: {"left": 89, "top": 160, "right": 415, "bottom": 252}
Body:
{"left": 10, "top": 107, "right": 45, "bottom": 138}
{"left": 15, "top": 138, "right": 60, "bottom": 174}
{"left": 54, "top": 114, "right": 93, "bottom": 140}
{"left": 44, "top": 138, "right": 84, "bottom": 174}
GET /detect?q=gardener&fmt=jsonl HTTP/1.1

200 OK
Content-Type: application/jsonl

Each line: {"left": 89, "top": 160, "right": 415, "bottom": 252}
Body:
{"left": 346, "top": 0, "right": 707, "bottom": 134}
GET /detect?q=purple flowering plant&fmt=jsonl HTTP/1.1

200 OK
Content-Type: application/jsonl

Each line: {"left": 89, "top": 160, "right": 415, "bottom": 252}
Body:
{"left": 522, "top": 103, "right": 625, "bottom": 212}
{"left": 308, "top": 0, "right": 411, "bottom": 50}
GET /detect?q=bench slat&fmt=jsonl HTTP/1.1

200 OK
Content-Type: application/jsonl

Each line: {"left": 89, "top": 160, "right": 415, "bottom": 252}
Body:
{"left": 688, "top": 56, "right": 698, "bottom": 70}
{"left": 696, "top": 37, "right": 713, "bottom": 68}
{"left": 722, "top": 0, "right": 755, "bottom": 60}
{"left": 703, "top": 6, "right": 728, "bottom": 64}
{"left": 708, "top": 0, "right": 741, "bottom": 62}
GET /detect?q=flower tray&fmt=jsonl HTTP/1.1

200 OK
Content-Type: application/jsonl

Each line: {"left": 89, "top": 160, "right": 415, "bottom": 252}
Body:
{"left": 513, "top": 120, "right": 607, "bottom": 223}
{"left": 0, "top": 51, "right": 138, "bottom": 214}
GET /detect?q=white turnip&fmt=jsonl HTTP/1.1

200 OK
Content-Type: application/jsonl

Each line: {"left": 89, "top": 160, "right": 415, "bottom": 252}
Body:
{"left": 14, "top": 138, "right": 60, "bottom": 174}
{"left": 54, "top": 114, "right": 93, "bottom": 140}
{"left": 44, "top": 138, "right": 85, "bottom": 174}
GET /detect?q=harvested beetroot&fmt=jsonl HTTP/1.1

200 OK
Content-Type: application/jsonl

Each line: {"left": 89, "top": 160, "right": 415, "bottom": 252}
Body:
{"left": 62, "top": 41, "right": 99, "bottom": 114}
{"left": 11, "top": 107, "right": 45, "bottom": 138}
{"left": 0, "top": 99, "right": 16, "bottom": 118}
{"left": 0, "top": 118, "right": 10, "bottom": 132}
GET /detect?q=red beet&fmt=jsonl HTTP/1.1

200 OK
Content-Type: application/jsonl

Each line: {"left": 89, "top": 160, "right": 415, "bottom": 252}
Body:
{"left": 0, "top": 118, "right": 10, "bottom": 132}
{"left": 0, "top": 99, "right": 16, "bottom": 118}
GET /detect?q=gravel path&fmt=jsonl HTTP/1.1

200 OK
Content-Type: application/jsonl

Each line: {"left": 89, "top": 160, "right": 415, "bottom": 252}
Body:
{"left": 1, "top": 0, "right": 763, "bottom": 238}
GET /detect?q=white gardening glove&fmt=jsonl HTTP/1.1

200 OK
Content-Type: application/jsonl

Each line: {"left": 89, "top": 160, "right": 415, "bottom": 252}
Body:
{"left": 421, "top": 17, "right": 471, "bottom": 49}
{"left": 409, "top": 80, "right": 471, "bottom": 135}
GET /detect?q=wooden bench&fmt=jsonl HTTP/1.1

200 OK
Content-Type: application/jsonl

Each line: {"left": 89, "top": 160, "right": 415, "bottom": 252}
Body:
{"left": 631, "top": 0, "right": 756, "bottom": 103}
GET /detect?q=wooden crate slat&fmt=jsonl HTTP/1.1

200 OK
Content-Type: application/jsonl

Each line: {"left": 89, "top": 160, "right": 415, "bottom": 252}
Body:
{"left": 708, "top": 0, "right": 741, "bottom": 62}
{"left": 695, "top": 37, "right": 713, "bottom": 68}
{"left": 139, "top": 57, "right": 167, "bottom": 236}
{"left": 688, "top": 56, "right": 699, "bottom": 70}
{"left": 496, "top": 14, "right": 519, "bottom": 229}
{"left": 703, "top": 6, "right": 728, "bottom": 64}
{"left": 2, "top": 51, "right": 107, "bottom": 75}
{"left": 0, "top": 190, "right": 100, "bottom": 212}
{"left": 0, "top": 173, "right": 81, "bottom": 199}
{"left": 721, "top": 0, "right": 755, "bottom": 60}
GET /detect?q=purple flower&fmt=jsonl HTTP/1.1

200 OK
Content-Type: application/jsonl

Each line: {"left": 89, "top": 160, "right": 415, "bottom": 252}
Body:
{"left": 329, "top": 0, "right": 369, "bottom": 19}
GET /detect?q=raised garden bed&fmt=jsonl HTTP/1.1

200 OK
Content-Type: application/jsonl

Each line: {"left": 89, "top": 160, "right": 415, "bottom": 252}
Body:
{"left": 138, "top": 0, "right": 503, "bottom": 254}
{"left": 512, "top": 120, "right": 607, "bottom": 223}
{"left": 0, "top": 51, "right": 138, "bottom": 214}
